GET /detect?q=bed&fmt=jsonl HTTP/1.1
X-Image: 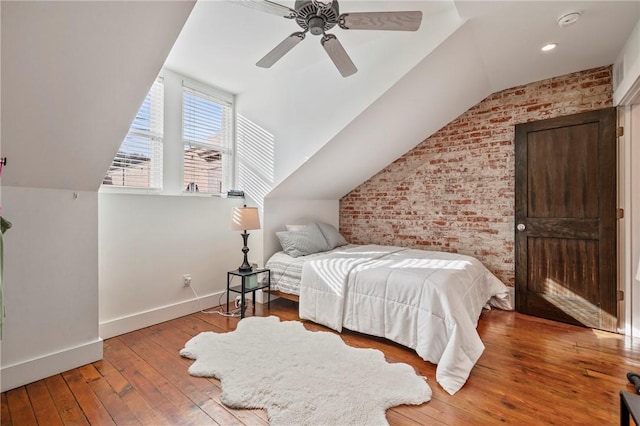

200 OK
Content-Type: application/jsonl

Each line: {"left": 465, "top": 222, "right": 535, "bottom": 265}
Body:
{"left": 266, "top": 222, "right": 512, "bottom": 395}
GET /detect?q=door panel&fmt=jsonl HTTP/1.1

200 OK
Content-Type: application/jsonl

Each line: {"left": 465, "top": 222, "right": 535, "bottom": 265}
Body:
{"left": 527, "top": 123, "right": 599, "bottom": 218}
{"left": 515, "top": 108, "right": 617, "bottom": 332}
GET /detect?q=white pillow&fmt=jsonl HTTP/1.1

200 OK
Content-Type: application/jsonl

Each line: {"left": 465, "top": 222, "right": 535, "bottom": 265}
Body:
{"left": 276, "top": 223, "right": 331, "bottom": 257}
{"left": 316, "top": 222, "right": 348, "bottom": 249}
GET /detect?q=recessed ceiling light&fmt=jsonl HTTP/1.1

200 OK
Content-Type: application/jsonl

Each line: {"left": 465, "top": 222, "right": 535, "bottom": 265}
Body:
{"left": 541, "top": 43, "right": 558, "bottom": 52}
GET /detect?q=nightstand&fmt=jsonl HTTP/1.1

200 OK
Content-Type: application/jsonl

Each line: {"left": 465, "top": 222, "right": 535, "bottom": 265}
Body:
{"left": 227, "top": 268, "right": 271, "bottom": 318}
{"left": 621, "top": 391, "right": 640, "bottom": 426}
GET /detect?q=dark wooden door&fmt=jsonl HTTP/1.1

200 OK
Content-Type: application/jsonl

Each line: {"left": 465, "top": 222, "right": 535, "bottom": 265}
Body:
{"left": 515, "top": 108, "right": 617, "bottom": 332}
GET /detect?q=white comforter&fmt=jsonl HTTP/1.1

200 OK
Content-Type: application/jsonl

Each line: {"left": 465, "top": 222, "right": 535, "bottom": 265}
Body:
{"left": 299, "top": 245, "right": 511, "bottom": 395}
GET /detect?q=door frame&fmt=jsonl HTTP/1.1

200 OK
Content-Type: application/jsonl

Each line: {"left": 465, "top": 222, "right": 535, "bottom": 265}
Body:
{"left": 619, "top": 102, "right": 640, "bottom": 336}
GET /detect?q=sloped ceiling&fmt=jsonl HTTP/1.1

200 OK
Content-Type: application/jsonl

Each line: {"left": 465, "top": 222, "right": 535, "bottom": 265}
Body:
{"left": 1, "top": 1, "right": 195, "bottom": 191}
{"left": 457, "top": 1, "right": 639, "bottom": 93}
{"left": 269, "top": 0, "right": 640, "bottom": 200}
{"left": 165, "top": 1, "right": 462, "bottom": 185}
{"left": 164, "top": 0, "right": 639, "bottom": 201}
{"left": 1, "top": 1, "right": 637, "bottom": 199}
{"left": 267, "top": 21, "right": 491, "bottom": 200}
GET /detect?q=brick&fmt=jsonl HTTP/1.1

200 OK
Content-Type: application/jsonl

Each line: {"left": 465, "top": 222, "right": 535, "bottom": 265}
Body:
{"left": 339, "top": 66, "right": 613, "bottom": 287}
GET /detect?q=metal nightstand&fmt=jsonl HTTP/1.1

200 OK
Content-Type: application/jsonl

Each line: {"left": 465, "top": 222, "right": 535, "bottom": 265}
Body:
{"left": 226, "top": 268, "right": 271, "bottom": 318}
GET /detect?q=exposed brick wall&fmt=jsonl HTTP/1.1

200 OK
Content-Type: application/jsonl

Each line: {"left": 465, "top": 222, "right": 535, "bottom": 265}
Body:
{"left": 339, "top": 66, "right": 613, "bottom": 286}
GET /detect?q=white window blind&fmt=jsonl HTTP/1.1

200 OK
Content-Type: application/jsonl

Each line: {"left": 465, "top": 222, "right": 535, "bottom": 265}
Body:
{"left": 102, "top": 78, "right": 164, "bottom": 189}
{"left": 183, "top": 82, "right": 234, "bottom": 194}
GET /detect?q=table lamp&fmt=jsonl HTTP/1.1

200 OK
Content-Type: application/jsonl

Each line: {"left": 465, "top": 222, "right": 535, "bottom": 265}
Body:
{"left": 230, "top": 205, "right": 261, "bottom": 272}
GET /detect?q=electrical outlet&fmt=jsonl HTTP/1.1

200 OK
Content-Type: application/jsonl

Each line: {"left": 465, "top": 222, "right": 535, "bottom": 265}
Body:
{"left": 183, "top": 274, "right": 192, "bottom": 287}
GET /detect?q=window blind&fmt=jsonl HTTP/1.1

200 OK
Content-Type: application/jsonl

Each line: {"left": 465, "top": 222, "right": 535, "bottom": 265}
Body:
{"left": 103, "top": 78, "right": 164, "bottom": 189}
{"left": 183, "top": 82, "right": 234, "bottom": 194}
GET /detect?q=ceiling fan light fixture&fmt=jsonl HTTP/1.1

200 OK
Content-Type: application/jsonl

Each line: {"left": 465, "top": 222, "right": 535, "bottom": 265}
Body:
{"left": 308, "top": 16, "right": 325, "bottom": 35}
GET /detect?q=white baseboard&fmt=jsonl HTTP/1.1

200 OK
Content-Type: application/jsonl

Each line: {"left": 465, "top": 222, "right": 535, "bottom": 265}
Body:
{"left": 1, "top": 338, "right": 103, "bottom": 392}
{"left": 2, "top": 290, "right": 274, "bottom": 392}
{"left": 99, "top": 291, "right": 227, "bottom": 339}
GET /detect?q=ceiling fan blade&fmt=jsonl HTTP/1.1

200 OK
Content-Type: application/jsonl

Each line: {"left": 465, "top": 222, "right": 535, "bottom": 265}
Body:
{"left": 256, "top": 32, "right": 306, "bottom": 68}
{"left": 338, "top": 11, "right": 423, "bottom": 31}
{"left": 230, "top": 0, "right": 296, "bottom": 19}
{"left": 321, "top": 34, "right": 357, "bottom": 78}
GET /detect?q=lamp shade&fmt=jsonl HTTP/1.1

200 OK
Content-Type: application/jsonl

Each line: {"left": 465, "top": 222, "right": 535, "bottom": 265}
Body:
{"left": 230, "top": 206, "right": 261, "bottom": 231}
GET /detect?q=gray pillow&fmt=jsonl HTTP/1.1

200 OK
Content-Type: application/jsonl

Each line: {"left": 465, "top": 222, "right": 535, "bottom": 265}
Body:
{"left": 276, "top": 223, "right": 331, "bottom": 257}
{"left": 316, "top": 222, "right": 348, "bottom": 249}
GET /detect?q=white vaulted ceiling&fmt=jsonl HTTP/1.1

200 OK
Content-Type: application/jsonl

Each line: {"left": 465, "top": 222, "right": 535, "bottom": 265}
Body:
{"left": 1, "top": 1, "right": 638, "bottom": 198}
{"left": 165, "top": 1, "right": 463, "bottom": 187}
{"left": 165, "top": 0, "right": 639, "bottom": 200}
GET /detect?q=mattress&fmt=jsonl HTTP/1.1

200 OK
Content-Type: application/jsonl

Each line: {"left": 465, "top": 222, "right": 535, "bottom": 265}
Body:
{"left": 265, "top": 244, "right": 358, "bottom": 295}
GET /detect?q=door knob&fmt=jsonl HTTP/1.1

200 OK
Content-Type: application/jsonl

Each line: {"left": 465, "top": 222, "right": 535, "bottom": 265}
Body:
{"left": 517, "top": 223, "right": 526, "bottom": 231}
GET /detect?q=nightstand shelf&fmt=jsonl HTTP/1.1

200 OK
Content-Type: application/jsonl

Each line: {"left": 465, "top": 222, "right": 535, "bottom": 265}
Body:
{"left": 226, "top": 268, "right": 271, "bottom": 318}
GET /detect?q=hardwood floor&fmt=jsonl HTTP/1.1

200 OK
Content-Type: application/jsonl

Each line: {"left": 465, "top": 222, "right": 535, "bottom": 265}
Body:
{"left": 2, "top": 299, "right": 639, "bottom": 425}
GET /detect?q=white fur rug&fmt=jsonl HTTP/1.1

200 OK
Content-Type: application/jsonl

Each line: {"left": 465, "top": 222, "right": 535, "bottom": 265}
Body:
{"left": 180, "top": 316, "right": 431, "bottom": 425}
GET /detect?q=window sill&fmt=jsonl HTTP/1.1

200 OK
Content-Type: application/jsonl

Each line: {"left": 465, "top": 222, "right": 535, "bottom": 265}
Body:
{"left": 181, "top": 191, "right": 224, "bottom": 198}
{"left": 99, "top": 186, "right": 162, "bottom": 196}
{"left": 99, "top": 186, "right": 237, "bottom": 200}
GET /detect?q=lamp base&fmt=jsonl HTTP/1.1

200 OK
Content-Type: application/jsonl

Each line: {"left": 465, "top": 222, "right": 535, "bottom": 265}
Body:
{"left": 238, "top": 262, "right": 253, "bottom": 272}
{"left": 238, "top": 231, "right": 252, "bottom": 272}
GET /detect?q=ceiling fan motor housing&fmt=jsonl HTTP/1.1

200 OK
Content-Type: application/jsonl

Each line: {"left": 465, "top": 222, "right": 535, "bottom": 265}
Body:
{"left": 295, "top": 0, "right": 339, "bottom": 34}
{"left": 252, "top": 0, "right": 422, "bottom": 77}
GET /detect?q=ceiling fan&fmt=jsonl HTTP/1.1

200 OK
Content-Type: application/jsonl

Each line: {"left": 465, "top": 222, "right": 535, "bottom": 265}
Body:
{"left": 236, "top": 0, "right": 423, "bottom": 77}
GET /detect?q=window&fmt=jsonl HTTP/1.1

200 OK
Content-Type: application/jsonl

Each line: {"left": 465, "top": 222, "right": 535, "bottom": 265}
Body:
{"left": 101, "top": 71, "right": 235, "bottom": 195}
{"left": 102, "top": 78, "right": 164, "bottom": 189}
{"left": 182, "top": 82, "right": 234, "bottom": 194}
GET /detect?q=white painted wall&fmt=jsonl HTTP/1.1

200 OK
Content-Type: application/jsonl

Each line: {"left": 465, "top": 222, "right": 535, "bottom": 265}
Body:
{"left": 0, "top": 0, "right": 3, "bottom": 368}
{"left": 632, "top": 104, "right": 640, "bottom": 336}
{"left": 99, "top": 193, "right": 262, "bottom": 338}
{"left": 614, "top": 18, "right": 640, "bottom": 337}
{"left": 1, "top": 187, "right": 102, "bottom": 392}
{"left": 0, "top": 1, "right": 195, "bottom": 391}
{"left": 614, "top": 19, "right": 640, "bottom": 105}
{"left": 98, "top": 69, "right": 265, "bottom": 339}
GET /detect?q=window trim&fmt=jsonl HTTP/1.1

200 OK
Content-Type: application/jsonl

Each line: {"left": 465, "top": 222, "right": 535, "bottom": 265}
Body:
{"left": 181, "top": 78, "right": 236, "bottom": 196}
{"left": 100, "top": 70, "right": 237, "bottom": 197}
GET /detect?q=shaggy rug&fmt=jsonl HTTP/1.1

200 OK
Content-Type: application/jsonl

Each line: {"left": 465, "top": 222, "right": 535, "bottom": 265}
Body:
{"left": 180, "top": 316, "right": 431, "bottom": 425}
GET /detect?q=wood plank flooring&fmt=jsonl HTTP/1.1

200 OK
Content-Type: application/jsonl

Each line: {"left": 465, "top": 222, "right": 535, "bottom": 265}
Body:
{"left": 3, "top": 299, "right": 640, "bottom": 425}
